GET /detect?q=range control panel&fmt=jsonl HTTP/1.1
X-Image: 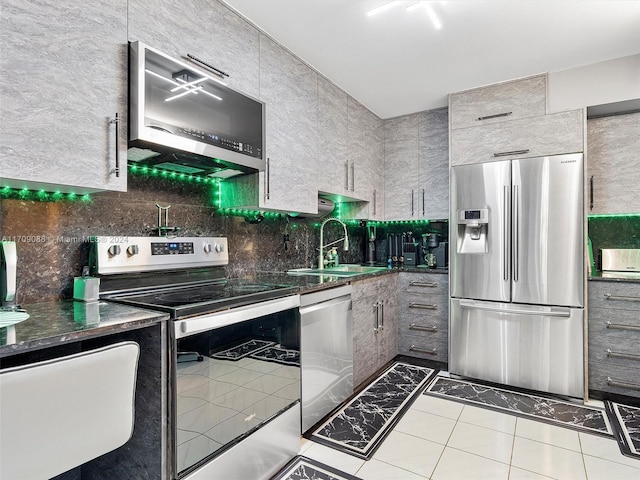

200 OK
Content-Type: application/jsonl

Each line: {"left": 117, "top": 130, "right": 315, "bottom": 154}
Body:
{"left": 90, "top": 236, "right": 228, "bottom": 275}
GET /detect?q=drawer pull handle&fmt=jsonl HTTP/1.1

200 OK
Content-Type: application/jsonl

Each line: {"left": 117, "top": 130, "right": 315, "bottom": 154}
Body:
{"left": 606, "top": 349, "right": 640, "bottom": 362}
{"left": 493, "top": 149, "right": 530, "bottom": 158}
{"left": 604, "top": 293, "right": 640, "bottom": 303}
{"left": 409, "top": 323, "right": 438, "bottom": 332}
{"left": 477, "top": 112, "right": 512, "bottom": 121}
{"left": 409, "top": 281, "right": 438, "bottom": 288}
{"left": 409, "top": 303, "right": 438, "bottom": 310}
{"left": 410, "top": 345, "right": 437, "bottom": 355}
{"left": 607, "top": 377, "right": 640, "bottom": 391}
{"left": 605, "top": 321, "right": 640, "bottom": 332}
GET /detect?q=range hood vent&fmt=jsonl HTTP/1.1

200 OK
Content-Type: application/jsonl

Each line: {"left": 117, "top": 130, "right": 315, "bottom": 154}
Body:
{"left": 289, "top": 198, "right": 335, "bottom": 219}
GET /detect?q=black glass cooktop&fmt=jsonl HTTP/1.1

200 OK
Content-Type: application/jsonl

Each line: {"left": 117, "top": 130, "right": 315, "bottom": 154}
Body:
{"left": 105, "top": 279, "right": 298, "bottom": 318}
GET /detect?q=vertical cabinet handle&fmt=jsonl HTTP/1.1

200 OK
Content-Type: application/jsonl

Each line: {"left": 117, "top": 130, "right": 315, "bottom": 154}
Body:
{"left": 513, "top": 184, "right": 519, "bottom": 282}
{"left": 411, "top": 190, "right": 415, "bottom": 216}
{"left": 265, "top": 157, "right": 271, "bottom": 200}
{"left": 422, "top": 189, "right": 425, "bottom": 216}
{"left": 589, "top": 175, "right": 594, "bottom": 211}
{"left": 109, "top": 113, "right": 120, "bottom": 177}
{"left": 351, "top": 163, "right": 355, "bottom": 191}
{"left": 373, "top": 301, "right": 380, "bottom": 333}
{"left": 345, "top": 161, "right": 349, "bottom": 190}
{"left": 380, "top": 299, "right": 384, "bottom": 330}
{"left": 373, "top": 189, "right": 377, "bottom": 216}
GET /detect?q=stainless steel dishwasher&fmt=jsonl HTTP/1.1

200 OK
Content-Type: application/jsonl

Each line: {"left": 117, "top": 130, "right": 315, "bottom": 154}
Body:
{"left": 300, "top": 284, "right": 353, "bottom": 432}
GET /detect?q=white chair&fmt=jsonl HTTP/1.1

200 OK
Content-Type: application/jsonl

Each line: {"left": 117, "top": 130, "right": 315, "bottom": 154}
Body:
{"left": 0, "top": 341, "right": 140, "bottom": 480}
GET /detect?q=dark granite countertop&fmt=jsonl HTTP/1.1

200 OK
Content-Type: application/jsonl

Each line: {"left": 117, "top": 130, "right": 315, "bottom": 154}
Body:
{"left": 588, "top": 271, "right": 640, "bottom": 284}
{"left": 0, "top": 300, "right": 169, "bottom": 358}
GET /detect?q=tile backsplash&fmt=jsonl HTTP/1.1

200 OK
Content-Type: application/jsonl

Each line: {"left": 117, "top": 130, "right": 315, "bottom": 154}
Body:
{"left": 588, "top": 215, "right": 640, "bottom": 268}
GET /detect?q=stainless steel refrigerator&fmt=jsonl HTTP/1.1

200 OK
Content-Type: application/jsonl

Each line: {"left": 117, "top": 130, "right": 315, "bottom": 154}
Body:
{"left": 449, "top": 153, "right": 584, "bottom": 398}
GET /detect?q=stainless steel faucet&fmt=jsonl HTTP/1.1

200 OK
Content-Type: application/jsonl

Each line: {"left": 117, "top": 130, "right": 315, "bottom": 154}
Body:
{"left": 318, "top": 218, "right": 349, "bottom": 269}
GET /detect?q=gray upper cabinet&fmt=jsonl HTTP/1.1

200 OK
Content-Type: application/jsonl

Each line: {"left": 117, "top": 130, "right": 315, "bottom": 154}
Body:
{"left": 418, "top": 108, "right": 449, "bottom": 220}
{"left": 587, "top": 112, "right": 640, "bottom": 215}
{"left": 0, "top": 0, "right": 127, "bottom": 193}
{"left": 384, "top": 109, "right": 449, "bottom": 221}
{"left": 449, "top": 74, "right": 547, "bottom": 130}
{"left": 450, "top": 109, "right": 584, "bottom": 166}
{"left": 128, "top": 0, "right": 261, "bottom": 98}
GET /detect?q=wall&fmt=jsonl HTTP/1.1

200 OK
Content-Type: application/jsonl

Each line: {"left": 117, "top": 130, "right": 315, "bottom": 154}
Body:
{"left": 0, "top": 176, "right": 365, "bottom": 305}
{"left": 548, "top": 54, "right": 640, "bottom": 113}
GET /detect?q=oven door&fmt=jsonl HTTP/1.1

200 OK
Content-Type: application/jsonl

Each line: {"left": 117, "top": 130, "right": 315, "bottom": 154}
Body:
{"left": 171, "top": 295, "right": 300, "bottom": 478}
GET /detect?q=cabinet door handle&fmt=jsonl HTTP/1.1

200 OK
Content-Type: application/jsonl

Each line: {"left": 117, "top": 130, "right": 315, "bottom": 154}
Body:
{"left": 410, "top": 345, "right": 437, "bottom": 355}
{"left": 589, "top": 175, "right": 594, "bottom": 211}
{"left": 351, "top": 163, "right": 355, "bottom": 191}
{"left": 186, "top": 53, "right": 229, "bottom": 78}
{"left": 607, "top": 377, "right": 640, "bottom": 391}
{"left": 409, "top": 323, "right": 437, "bottom": 332}
{"left": 345, "top": 161, "right": 349, "bottom": 190}
{"left": 493, "top": 149, "right": 530, "bottom": 158}
{"left": 409, "top": 281, "right": 438, "bottom": 288}
{"left": 604, "top": 293, "right": 640, "bottom": 303}
{"left": 380, "top": 300, "right": 384, "bottom": 330}
{"left": 109, "top": 113, "right": 120, "bottom": 177}
{"left": 374, "top": 301, "right": 380, "bottom": 333}
{"left": 411, "top": 190, "right": 414, "bottom": 216}
{"left": 606, "top": 321, "right": 640, "bottom": 332}
{"left": 265, "top": 157, "right": 271, "bottom": 200}
{"left": 373, "top": 189, "right": 377, "bottom": 216}
{"left": 409, "top": 303, "right": 438, "bottom": 310}
{"left": 606, "top": 349, "right": 640, "bottom": 362}
{"left": 422, "top": 189, "right": 425, "bottom": 216}
{"left": 477, "top": 112, "right": 512, "bottom": 121}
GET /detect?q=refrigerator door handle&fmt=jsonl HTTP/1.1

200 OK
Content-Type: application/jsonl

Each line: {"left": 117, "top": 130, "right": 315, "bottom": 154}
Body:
{"left": 458, "top": 300, "right": 571, "bottom": 317}
{"left": 503, "top": 185, "right": 509, "bottom": 281}
{"left": 513, "top": 184, "right": 519, "bottom": 282}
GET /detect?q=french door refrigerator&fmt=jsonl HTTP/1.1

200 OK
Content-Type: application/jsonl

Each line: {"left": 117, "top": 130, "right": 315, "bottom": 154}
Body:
{"left": 449, "top": 153, "right": 584, "bottom": 398}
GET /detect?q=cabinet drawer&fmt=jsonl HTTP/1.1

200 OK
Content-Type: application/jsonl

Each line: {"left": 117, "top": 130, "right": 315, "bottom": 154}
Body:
{"left": 588, "top": 282, "right": 640, "bottom": 311}
{"left": 450, "top": 75, "right": 547, "bottom": 130}
{"left": 450, "top": 110, "right": 584, "bottom": 166}
{"left": 399, "top": 333, "right": 448, "bottom": 363}
{"left": 398, "top": 273, "right": 448, "bottom": 295}
{"left": 399, "top": 316, "right": 448, "bottom": 337}
{"left": 588, "top": 307, "right": 640, "bottom": 340}
{"left": 588, "top": 344, "right": 640, "bottom": 369}
{"left": 589, "top": 362, "right": 640, "bottom": 397}
{"left": 400, "top": 295, "right": 448, "bottom": 323}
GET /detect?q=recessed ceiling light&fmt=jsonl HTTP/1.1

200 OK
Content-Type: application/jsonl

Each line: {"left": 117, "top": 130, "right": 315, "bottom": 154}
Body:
{"left": 367, "top": 1, "right": 399, "bottom": 16}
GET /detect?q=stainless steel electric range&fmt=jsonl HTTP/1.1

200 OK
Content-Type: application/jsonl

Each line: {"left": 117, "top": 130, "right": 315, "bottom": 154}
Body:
{"left": 91, "top": 236, "right": 301, "bottom": 480}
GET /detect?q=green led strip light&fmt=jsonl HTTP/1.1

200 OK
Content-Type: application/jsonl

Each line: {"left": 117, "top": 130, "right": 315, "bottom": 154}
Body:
{"left": 588, "top": 213, "right": 640, "bottom": 219}
{"left": 128, "top": 164, "right": 220, "bottom": 185}
{"left": 0, "top": 186, "right": 91, "bottom": 202}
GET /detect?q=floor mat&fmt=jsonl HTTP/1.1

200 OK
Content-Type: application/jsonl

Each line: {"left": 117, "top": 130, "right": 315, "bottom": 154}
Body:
{"left": 606, "top": 401, "right": 640, "bottom": 459}
{"left": 250, "top": 346, "right": 300, "bottom": 366}
{"left": 309, "top": 362, "right": 437, "bottom": 459}
{"left": 270, "top": 456, "right": 362, "bottom": 480}
{"left": 210, "top": 339, "right": 275, "bottom": 361}
{"left": 425, "top": 376, "right": 613, "bottom": 436}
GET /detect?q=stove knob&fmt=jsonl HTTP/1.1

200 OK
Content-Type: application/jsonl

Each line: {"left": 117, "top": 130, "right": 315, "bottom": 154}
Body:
{"left": 107, "top": 245, "right": 121, "bottom": 257}
{"left": 215, "top": 243, "right": 225, "bottom": 253}
{"left": 203, "top": 243, "right": 212, "bottom": 254}
{"left": 127, "top": 245, "right": 139, "bottom": 256}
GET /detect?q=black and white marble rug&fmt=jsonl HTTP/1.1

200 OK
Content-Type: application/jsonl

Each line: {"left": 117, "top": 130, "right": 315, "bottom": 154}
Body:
{"left": 250, "top": 346, "right": 300, "bottom": 366}
{"left": 310, "top": 362, "right": 437, "bottom": 459}
{"left": 425, "top": 376, "right": 613, "bottom": 436}
{"left": 271, "top": 456, "right": 362, "bottom": 480}
{"left": 606, "top": 401, "right": 640, "bottom": 459}
{"left": 210, "top": 339, "right": 275, "bottom": 361}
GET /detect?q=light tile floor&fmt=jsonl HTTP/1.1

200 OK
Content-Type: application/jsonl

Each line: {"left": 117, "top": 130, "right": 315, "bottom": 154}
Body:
{"left": 300, "top": 393, "right": 640, "bottom": 480}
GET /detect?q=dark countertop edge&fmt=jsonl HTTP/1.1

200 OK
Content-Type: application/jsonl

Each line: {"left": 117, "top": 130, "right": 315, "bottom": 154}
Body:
{"left": 0, "top": 310, "right": 168, "bottom": 358}
{"left": 588, "top": 272, "right": 640, "bottom": 284}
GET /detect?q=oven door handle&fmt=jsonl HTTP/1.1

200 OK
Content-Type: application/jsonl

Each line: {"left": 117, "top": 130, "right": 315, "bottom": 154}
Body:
{"left": 175, "top": 295, "right": 300, "bottom": 338}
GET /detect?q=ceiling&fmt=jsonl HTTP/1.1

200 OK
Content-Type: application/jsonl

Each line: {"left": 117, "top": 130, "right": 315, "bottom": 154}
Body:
{"left": 221, "top": 0, "right": 640, "bottom": 119}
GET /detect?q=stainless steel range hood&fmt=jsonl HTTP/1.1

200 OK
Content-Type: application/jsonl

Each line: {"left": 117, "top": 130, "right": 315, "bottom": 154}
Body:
{"left": 128, "top": 41, "right": 265, "bottom": 179}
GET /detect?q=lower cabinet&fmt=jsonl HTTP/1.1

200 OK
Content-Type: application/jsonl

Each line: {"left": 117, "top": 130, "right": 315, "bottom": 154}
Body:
{"left": 588, "top": 280, "right": 640, "bottom": 398}
{"left": 352, "top": 274, "right": 398, "bottom": 389}
{"left": 397, "top": 272, "right": 449, "bottom": 364}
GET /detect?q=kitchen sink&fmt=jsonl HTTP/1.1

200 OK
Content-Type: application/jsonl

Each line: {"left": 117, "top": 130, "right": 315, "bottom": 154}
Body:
{"left": 287, "top": 264, "right": 389, "bottom": 277}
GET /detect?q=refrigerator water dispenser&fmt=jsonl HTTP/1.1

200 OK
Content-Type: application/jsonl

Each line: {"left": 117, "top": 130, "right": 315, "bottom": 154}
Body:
{"left": 457, "top": 209, "right": 489, "bottom": 254}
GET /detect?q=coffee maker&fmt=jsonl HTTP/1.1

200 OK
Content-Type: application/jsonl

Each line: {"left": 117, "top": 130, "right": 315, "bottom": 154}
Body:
{"left": 420, "top": 234, "right": 448, "bottom": 268}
